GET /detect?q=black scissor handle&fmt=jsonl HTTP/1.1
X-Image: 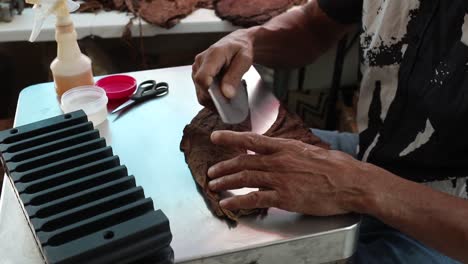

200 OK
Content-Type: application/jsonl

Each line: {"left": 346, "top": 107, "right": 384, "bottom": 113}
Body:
{"left": 132, "top": 80, "right": 157, "bottom": 101}
{"left": 155, "top": 82, "right": 169, "bottom": 89}
{"left": 154, "top": 82, "right": 169, "bottom": 96}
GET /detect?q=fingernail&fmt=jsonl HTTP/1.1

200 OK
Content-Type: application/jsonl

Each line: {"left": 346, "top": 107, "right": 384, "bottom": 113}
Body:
{"left": 222, "top": 84, "right": 236, "bottom": 98}
{"left": 207, "top": 166, "right": 215, "bottom": 177}
{"left": 211, "top": 131, "right": 220, "bottom": 142}
{"left": 206, "top": 76, "right": 213, "bottom": 87}
{"left": 219, "top": 198, "right": 229, "bottom": 208}
{"left": 208, "top": 179, "right": 219, "bottom": 189}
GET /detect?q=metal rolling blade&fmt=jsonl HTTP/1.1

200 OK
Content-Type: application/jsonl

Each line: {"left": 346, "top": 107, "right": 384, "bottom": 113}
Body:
{"left": 208, "top": 78, "right": 249, "bottom": 125}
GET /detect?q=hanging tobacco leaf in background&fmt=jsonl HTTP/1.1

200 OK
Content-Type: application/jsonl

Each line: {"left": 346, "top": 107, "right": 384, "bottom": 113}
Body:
{"left": 77, "top": 0, "right": 307, "bottom": 29}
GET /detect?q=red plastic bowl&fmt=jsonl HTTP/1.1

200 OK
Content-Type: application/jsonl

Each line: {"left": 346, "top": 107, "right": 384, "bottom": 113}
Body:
{"left": 96, "top": 75, "right": 137, "bottom": 100}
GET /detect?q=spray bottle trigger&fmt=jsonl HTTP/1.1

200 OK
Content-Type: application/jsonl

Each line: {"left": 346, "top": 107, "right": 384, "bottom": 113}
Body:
{"left": 27, "top": 0, "right": 81, "bottom": 42}
{"left": 29, "top": 3, "right": 48, "bottom": 42}
{"left": 66, "top": 0, "right": 79, "bottom": 12}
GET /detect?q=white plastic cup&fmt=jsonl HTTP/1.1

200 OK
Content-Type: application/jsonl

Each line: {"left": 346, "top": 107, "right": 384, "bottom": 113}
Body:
{"left": 61, "top": 86, "right": 109, "bottom": 126}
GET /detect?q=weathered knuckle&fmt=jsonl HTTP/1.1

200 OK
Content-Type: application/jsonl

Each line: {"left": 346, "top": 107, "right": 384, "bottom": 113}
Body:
{"left": 223, "top": 39, "right": 240, "bottom": 49}
{"left": 234, "top": 41, "right": 246, "bottom": 52}
{"left": 271, "top": 195, "right": 281, "bottom": 208}
{"left": 191, "top": 68, "right": 197, "bottom": 78}
{"left": 268, "top": 153, "right": 288, "bottom": 168}
{"left": 194, "top": 85, "right": 202, "bottom": 95}
{"left": 257, "top": 193, "right": 270, "bottom": 207}
{"left": 283, "top": 138, "right": 296, "bottom": 144}
{"left": 269, "top": 153, "right": 283, "bottom": 165}
{"left": 193, "top": 57, "right": 201, "bottom": 67}
{"left": 195, "top": 52, "right": 204, "bottom": 61}
{"left": 221, "top": 176, "right": 234, "bottom": 187}
{"left": 237, "top": 170, "right": 247, "bottom": 182}
{"left": 274, "top": 195, "right": 285, "bottom": 209}
{"left": 240, "top": 52, "right": 253, "bottom": 63}
{"left": 196, "top": 95, "right": 205, "bottom": 105}
{"left": 248, "top": 170, "right": 258, "bottom": 181}
{"left": 291, "top": 140, "right": 306, "bottom": 150}
{"left": 319, "top": 149, "right": 335, "bottom": 160}
{"left": 235, "top": 155, "right": 248, "bottom": 167}
{"left": 268, "top": 175, "right": 282, "bottom": 188}
{"left": 209, "top": 42, "right": 222, "bottom": 49}
{"left": 257, "top": 155, "right": 269, "bottom": 169}
{"left": 196, "top": 89, "right": 207, "bottom": 102}
{"left": 246, "top": 133, "right": 261, "bottom": 146}
{"left": 249, "top": 192, "right": 261, "bottom": 205}
{"left": 276, "top": 156, "right": 289, "bottom": 168}
{"left": 252, "top": 171, "right": 264, "bottom": 184}
{"left": 333, "top": 150, "right": 350, "bottom": 160}
{"left": 193, "top": 71, "right": 202, "bottom": 82}
{"left": 209, "top": 45, "right": 224, "bottom": 57}
{"left": 194, "top": 73, "right": 207, "bottom": 86}
{"left": 284, "top": 148, "right": 300, "bottom": 159}
{"left": 281, "top": 138, "right": 299, "bottom": 149}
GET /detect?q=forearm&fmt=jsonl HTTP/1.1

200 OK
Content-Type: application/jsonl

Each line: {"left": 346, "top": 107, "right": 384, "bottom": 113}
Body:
{"left": 247, "top": 0, "right": 353, "bottom": 68}
{"left": 352, "top": 165, "right": 468, "bottom": 262}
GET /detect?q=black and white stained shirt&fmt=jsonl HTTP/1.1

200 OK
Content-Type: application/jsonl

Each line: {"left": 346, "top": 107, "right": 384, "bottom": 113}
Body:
{"left": 317, "top": 0, "right": 468, "bottom": 198}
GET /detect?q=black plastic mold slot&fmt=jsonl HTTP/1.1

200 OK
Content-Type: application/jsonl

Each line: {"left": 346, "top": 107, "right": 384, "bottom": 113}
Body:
{"left": 22, "top": 165, "right": 129, "bottom": 206}
{"left": 27, "top": 176, "right": 136, "bottom": 219}
{"left": 3, "top": 129, "right": 100, "bottom": 164}
{"left": 0, "top": 111, "right": 88, "bottom": 146}
{"left": 42, "top": 212, "right": 172, "bottom": 264}
{"left": 11, "top": 147, "right": 113, "bottom": 183}
{"left": 11, "top": 138, "right": 106, "bottom": 172}
{"left": 1, "top": 122, "right": 94, "bottom": 158}
{"left": 39, "top": 198, "right": 154, "bottom": 246}
{"left": 33, "top": 187, "right": 145, "bottom": 232}
{"left": 16, "top": 156, "right": 121, "bottom": 194}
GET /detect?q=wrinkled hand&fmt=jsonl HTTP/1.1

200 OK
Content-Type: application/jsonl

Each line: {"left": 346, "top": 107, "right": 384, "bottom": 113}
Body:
{"left": 192, "top": 29, "right": 255, "bottom": 106}
{"left": 208, "top": 131, "right": 372, "bottom": 216}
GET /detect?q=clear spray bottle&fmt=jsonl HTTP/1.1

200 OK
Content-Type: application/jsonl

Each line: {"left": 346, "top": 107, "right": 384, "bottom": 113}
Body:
{"left": 27, "top": 0, "right": 94, "bottom": 97}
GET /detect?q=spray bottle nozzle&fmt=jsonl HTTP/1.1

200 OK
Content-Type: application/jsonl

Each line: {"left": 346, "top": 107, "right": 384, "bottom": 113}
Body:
{"left": 27, "top": 0, "right": 80, "bottom": 42}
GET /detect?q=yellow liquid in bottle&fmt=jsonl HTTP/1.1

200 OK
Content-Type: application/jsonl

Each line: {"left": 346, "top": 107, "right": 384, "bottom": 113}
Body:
{"left": 54, "top": 70, "right": 94, "bottom": 97}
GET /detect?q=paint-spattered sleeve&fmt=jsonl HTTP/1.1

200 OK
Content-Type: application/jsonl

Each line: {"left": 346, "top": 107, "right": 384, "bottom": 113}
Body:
{"left": 317, "top": 0, "right": 363, "bottom": 24}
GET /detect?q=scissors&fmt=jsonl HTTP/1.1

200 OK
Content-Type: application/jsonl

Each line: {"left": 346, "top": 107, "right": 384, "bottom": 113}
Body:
{"left": 112, "top": 80, "right": 169, "bottom": 114}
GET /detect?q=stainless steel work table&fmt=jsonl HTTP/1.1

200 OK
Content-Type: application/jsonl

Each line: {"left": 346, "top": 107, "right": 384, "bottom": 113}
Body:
{"left": 0, "top": 66, "right": 360, "bottom": 263}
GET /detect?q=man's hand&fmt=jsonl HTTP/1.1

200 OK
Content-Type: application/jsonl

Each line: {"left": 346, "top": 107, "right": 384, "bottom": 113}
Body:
{"left": 192, "top": 29, "right": 255, "bottom": 106}
{"left": 207, "top": 130, "right": 374, "bottom": 216}
{"left": 191, "top": 1, "right": 351, "bottom": 107}
{"left": 208, "top": 132, "right": 468, "bottom": 262}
